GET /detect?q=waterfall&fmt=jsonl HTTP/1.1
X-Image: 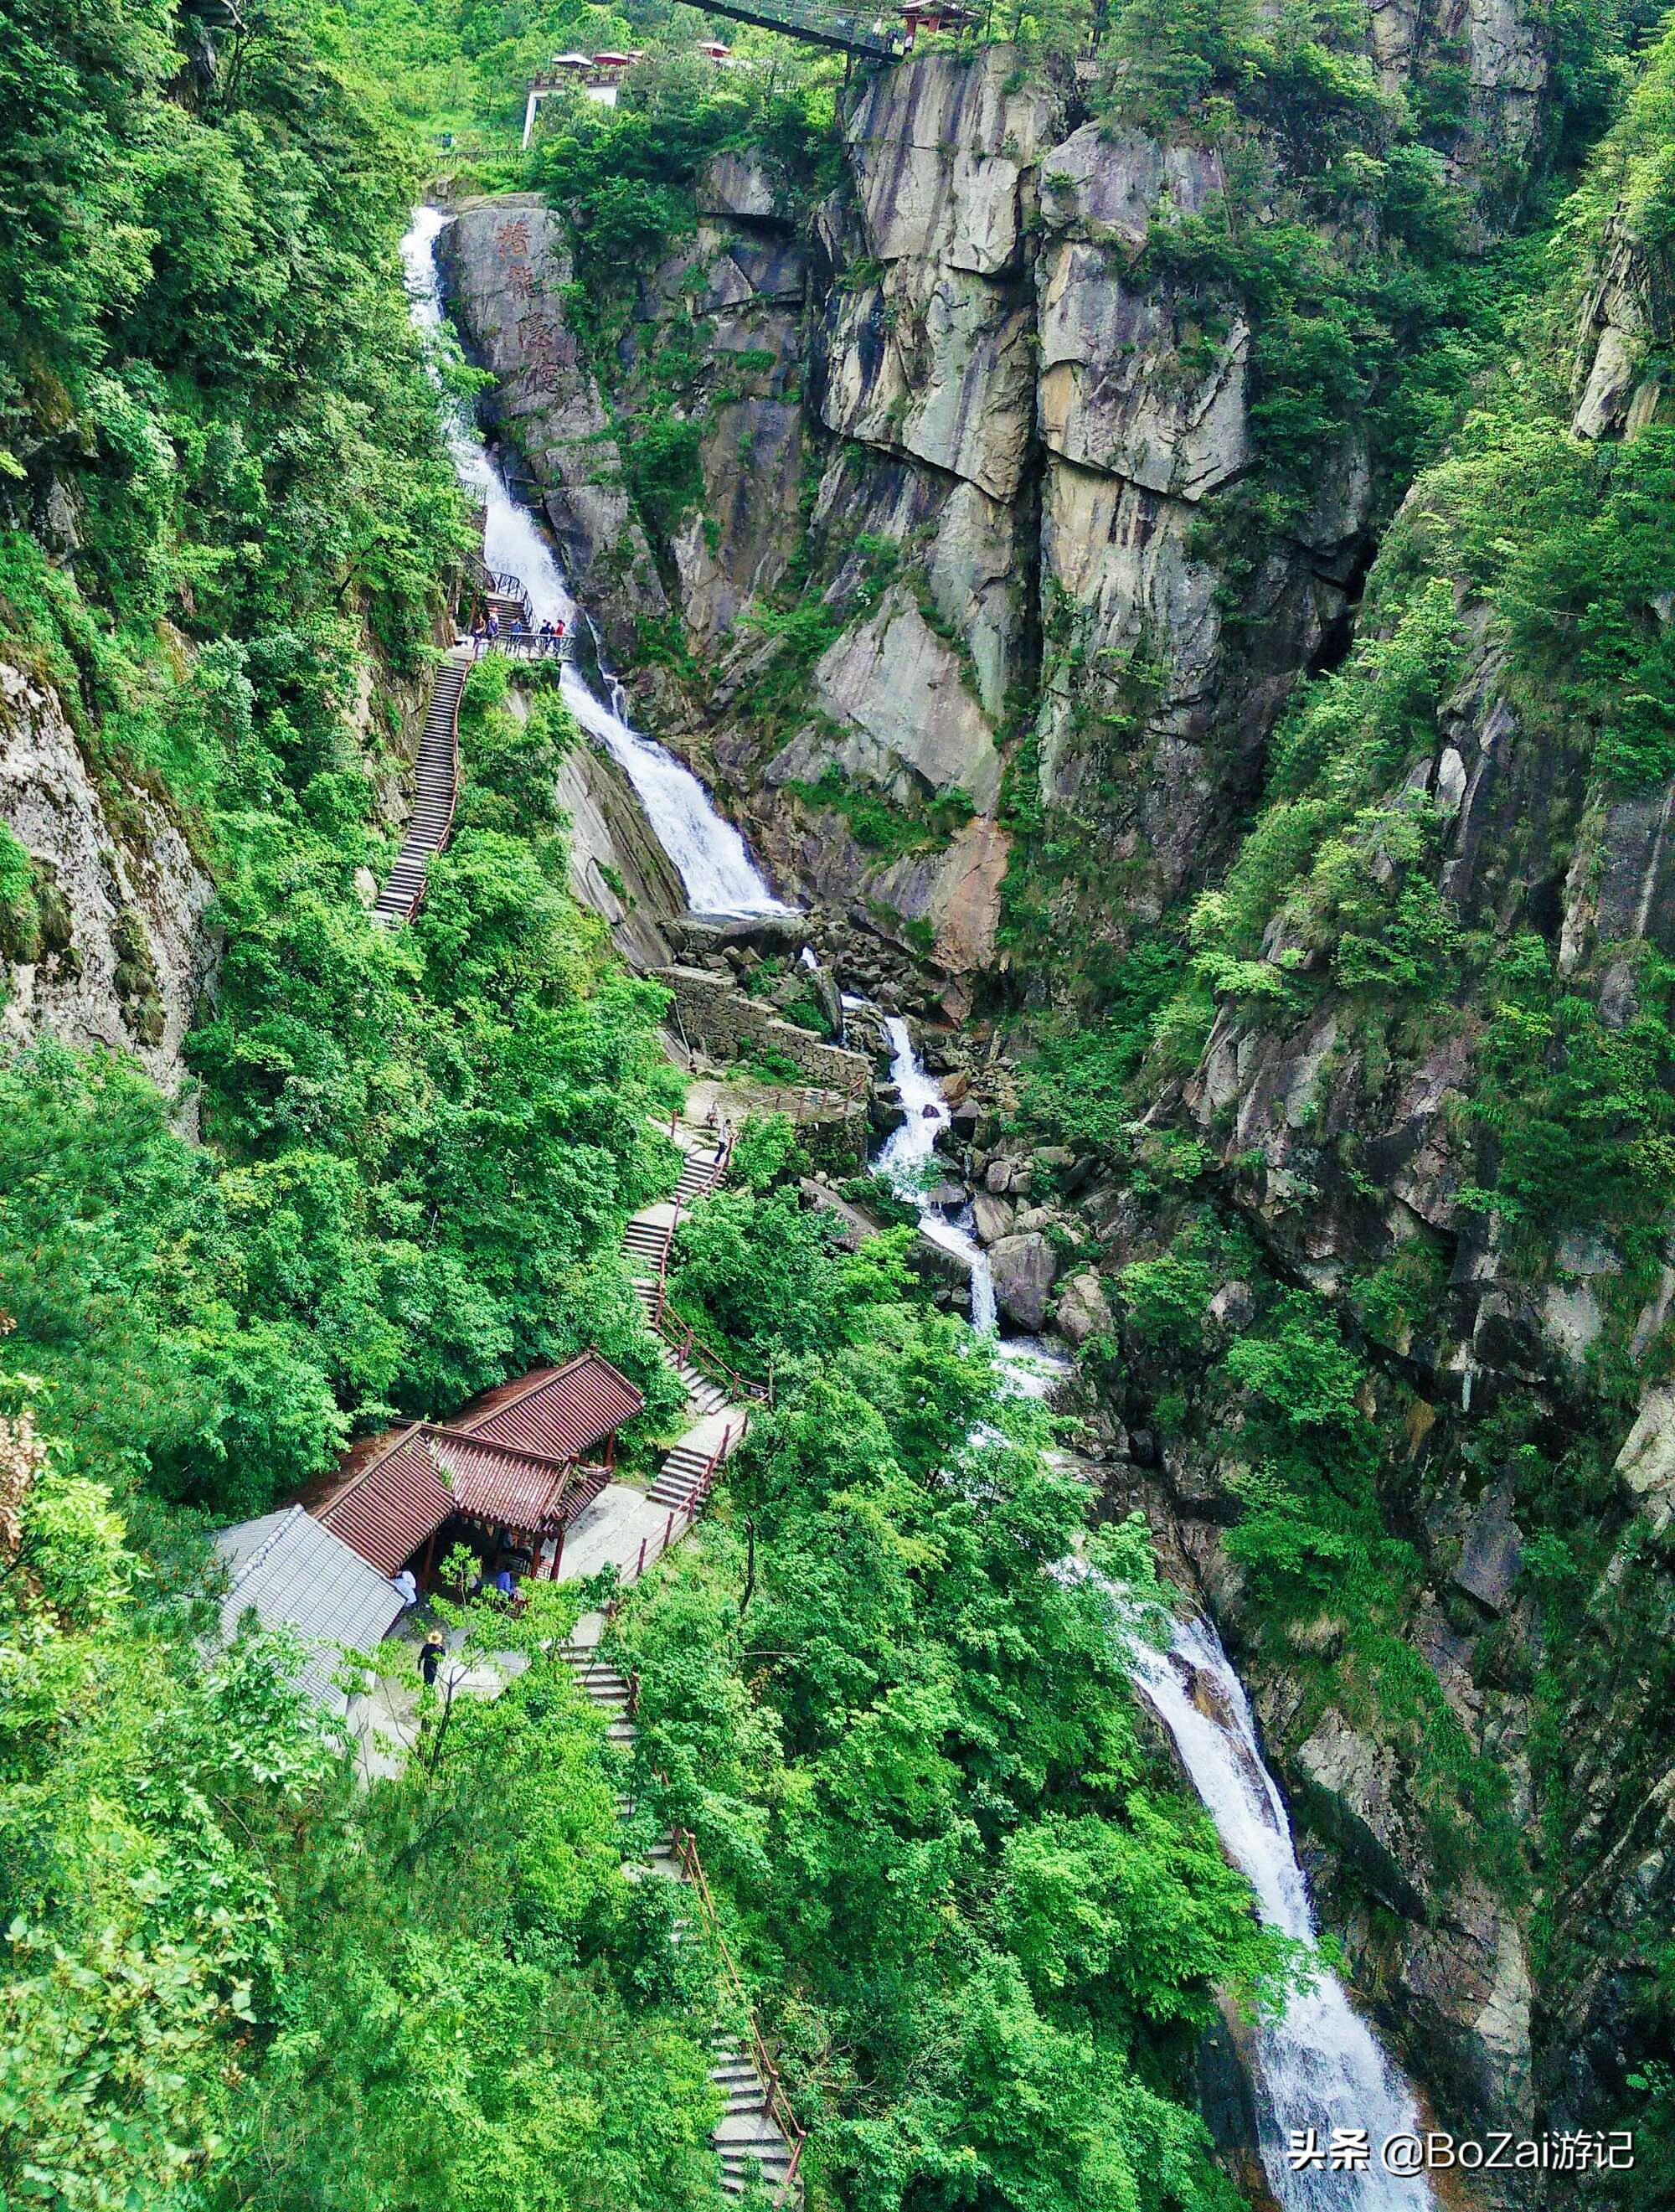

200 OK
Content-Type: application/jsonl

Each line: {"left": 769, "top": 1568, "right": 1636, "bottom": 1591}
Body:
{"left": 872, "top": 1015, "right": 1068, "bottom": 1387}
{"left": 876, "top": 1016, "right": 1000, "bottom": 1333}
{"left": 403, "top": 202, "right": 1431, "bottom": 2209}
{"left": 1124, "top": 1608, "right": 1434, "bottom": 2210}
{"left": 876, "top": 1013, "right": 1432, "bottom": 2204}
{"left": 399, "top": 206, "right": 788, "bottom": 920}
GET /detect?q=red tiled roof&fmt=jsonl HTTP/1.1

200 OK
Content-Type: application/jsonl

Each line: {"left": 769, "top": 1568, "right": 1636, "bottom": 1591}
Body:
{"left": 314, "top": 1428, "right": 455, "bottom": 1576}
{"left": 453, "top": 1353, "right": 644, "bottom": 1463}
{"left": 429, "top": 1431, "right": 573, "bottom": 1534}
{"left": 307, "top": 1353, "right": 644, "bottom": 1564}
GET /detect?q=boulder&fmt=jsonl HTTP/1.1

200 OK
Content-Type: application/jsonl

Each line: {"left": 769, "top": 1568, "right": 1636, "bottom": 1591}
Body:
{"left": 970, "top": 1192, "right": 1014, "bottom": 1244}
{"left": 1452, "top": 1489, "right": 1524, "bottom": 1613}
{"left": 988, "top": 1230, "right": 1058, "bottom": 1330}
{"left": 871, "top": 813, "right": 1012, "bottom": 974}
{"left": 844, "top": 49, "right": 1064, "bottom": 276}
{"left": 1209, "top": 1279, "right": 1255, "bottom": 1330}
{"left": 1615, "top": 1384, "right": 1675, "bottom": 1539}
{"left": 1054, "top": 1269, "right": 1114, "bottom": 1348}
{"left": 696, "top": 152, "right": 782, "bottom": 223}
{"left": 817, "top": 268, "right": 1037, "bottom": 502}
{"left": 1038, "top": 248, "right": 1252, "bottom": 499}
{"left": 1038, "top": 122, "right": 1223, "bottom": 253}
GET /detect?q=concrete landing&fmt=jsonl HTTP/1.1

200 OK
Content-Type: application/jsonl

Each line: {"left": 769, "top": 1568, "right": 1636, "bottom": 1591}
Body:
{"left": 558, "top": 1481, "right": 673, "bottom": 1585}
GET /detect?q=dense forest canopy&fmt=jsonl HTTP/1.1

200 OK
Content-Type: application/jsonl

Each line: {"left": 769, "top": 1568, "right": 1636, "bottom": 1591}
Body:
{"left": 4, "top": 0, "right": 1675, "bottom": 2202}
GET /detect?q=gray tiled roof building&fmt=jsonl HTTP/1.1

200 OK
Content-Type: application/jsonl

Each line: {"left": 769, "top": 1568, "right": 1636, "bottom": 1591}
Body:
{"left": 214, "top": 1506, "right": 407, "bottom": 1714}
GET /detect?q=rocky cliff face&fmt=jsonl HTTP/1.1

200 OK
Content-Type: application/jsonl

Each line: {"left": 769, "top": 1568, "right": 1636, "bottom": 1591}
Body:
{"left": 0, "top": 658, "right": 215, "bottom": 1104}
{"left": 439, "top": 195, "right": 667, "bottom": 662}
{"left": 437, "top": 22, "right": 1664, "bottom": 2186}
{"left": 1, "top": 610, "right": 456, "bottom": 1111}
{"left": 453, "top": 21, "right": 1569, "bottom": 1016}
{"left": 1148, "top": 159, "right": 1674, "bottom": 2183}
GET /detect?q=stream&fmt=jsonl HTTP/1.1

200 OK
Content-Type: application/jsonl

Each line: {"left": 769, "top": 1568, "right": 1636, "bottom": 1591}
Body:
{"left": 404, "top": 203, "right": 1432, "bottom": 2209}
{"left": 401, "top": 207, "right": 786, "bottom": 920}
{"left": 874, "top": 1014, "right": 1432, "bottom": 2209}
{"left": 1127, "top": 1612, "right": 1433, "bottom": 2209}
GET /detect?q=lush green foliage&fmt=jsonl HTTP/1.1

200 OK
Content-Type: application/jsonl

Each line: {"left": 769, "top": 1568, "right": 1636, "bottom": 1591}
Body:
{"left": 0, "top": 1372, "right": 727, "bottom": 2210}
{"left": 620, "top": 1208, "right": 1292, "bottom": 2211}
{"left": 0, "top": 2, "right": 688, "bottom": 1517}
{"left": 786, "top": 766, "right": 977, "bottom": 862}
{"left": 1175, "top": 22, "right": 1675, "bottom": 1259}
{"left": 1015, "top": 936, "right": 1188, "bottom": 1150}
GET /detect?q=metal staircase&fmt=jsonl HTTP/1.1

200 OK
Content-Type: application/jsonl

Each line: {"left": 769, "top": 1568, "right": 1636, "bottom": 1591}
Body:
{"left": 374, "top": 647, "right": 470, "bottom": 924}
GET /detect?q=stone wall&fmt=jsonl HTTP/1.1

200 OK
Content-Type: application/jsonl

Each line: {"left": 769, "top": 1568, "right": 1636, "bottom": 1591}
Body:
{"left": 657, "top": 965, "right": 872, "bottom": 1098}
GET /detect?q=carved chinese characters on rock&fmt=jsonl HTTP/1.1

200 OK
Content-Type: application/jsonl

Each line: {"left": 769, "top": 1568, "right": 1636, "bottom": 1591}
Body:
{"left": 518, "top": 316, "right": 575, "bottom": 383}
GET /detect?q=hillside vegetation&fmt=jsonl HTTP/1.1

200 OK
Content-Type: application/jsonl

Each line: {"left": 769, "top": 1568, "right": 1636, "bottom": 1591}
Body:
{"left": 0, "top": 8, "right": 1316, "bottom": 2209}
{"left": 357, "top": 0, "right": 1675, "bottom": 2192}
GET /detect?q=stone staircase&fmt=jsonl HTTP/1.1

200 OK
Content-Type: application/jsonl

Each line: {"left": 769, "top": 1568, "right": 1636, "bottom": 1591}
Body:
{"left": 564, "top": 1652, "right": 804, "bottom": 2203}
{"left": 648, "top": 1430, "right": 729, "bottom": 1510}
{"left": 375, "top": 646, "right": 471, "bottom": 923}
{"left": 618, "top": 1124, "right": 754, "bottom": 1514}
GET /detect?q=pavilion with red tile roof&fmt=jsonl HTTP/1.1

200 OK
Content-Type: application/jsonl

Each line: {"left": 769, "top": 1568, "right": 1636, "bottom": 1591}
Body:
{"left": 303, "top": 1351, "right": 645, "bottom": 1584}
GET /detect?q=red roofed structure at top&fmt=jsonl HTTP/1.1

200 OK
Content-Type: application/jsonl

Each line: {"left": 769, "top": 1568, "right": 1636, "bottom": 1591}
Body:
{"left": 304, "top": 1352, "right": 644, "bottom": 1582}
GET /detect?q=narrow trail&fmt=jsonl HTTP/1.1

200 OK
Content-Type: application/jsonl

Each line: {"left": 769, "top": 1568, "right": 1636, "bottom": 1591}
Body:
{"left": 564, "top": 1652, "right": 806, "bottom": 2205}
{"left": 374, "top": 642, "right": 471, "bottom": 923}
{"left": 560, "top": 1115, "right": 803, "bottom": 2205}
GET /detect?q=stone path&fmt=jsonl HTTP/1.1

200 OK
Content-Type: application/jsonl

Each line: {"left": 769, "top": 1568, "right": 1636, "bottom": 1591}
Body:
{"left": 554, "top": 1117, "right": 801, "bottom": 2201}
{"left": 567, "top": 1653, "right": 805, "bottom": 2204}
{"left": 547, "top": 1116, "right": 753, "bottom": 1591}
{"left": 346, "top": 1107, "right": 800, "bottom": 2194}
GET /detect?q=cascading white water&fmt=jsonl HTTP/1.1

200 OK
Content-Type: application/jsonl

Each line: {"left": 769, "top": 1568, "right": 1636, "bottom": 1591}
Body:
{"left": 878, "top": 1015, "right": 1430, "bottom": 2203}
{"left": 399, "top": 206, "right": 787, "bottom": 920}
{"left": 876, "top": 1016, "right": 1000, "bottom": 1333}
{"left": 1124, "top": 1608, "right": 1434, "bottom": 2211}
{"left": 872, "top": 1017, "right": 1074, "bottom": 1398}
{"left": 405, "top": 197, "right": 1426, "bottom": 2204}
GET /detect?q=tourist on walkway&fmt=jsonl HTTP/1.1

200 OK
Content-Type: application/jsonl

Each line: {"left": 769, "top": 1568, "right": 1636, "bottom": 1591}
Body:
{"left": 419, "top": 1631, "right": 446, "bottom": 1688}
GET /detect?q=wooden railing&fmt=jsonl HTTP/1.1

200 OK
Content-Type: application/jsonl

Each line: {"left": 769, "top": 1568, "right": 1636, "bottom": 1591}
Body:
{"left": 670, "top": 1825, "right": 807, "bottom": 2200}
{"left": 650, "top": 1292, "right": 770, "bottom": 1409}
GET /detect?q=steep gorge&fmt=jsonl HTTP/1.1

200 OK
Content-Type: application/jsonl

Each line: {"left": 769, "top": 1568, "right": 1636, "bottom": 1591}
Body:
{"left": 3, "top": 0, "right": 1672, "bottom": 2200}
{"left": 435, "top": 14, "right": 1675, "bottom": 2198}
{"left": 445, "top": 12, "right": 1576, "bottom": 1008}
